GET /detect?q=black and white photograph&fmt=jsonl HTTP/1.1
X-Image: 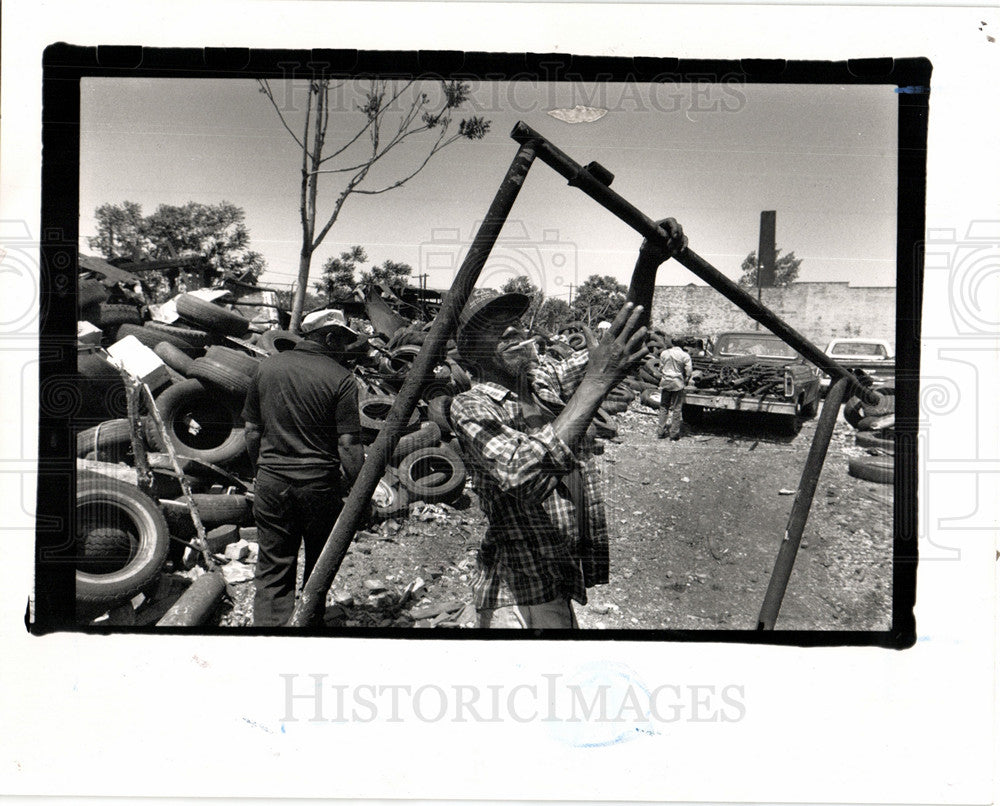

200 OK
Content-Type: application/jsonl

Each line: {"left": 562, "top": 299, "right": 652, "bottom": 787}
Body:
{"left": 3, "top": 2, "right": 997, "bottom": 803}
{"left": 45, "top": 63, "right": 918, "bottom": 634}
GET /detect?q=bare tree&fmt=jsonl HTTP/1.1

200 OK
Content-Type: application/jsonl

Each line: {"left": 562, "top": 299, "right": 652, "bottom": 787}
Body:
{"left": 257, "top": 78, "right": 490, "bottom": 330}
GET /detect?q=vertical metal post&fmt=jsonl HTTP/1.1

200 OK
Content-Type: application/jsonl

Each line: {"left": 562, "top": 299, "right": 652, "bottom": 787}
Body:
{"left": 288, "top": 141, "right": 539, "bottom": 626}
{"left": 757, "top": 378, "right": 850, "bottom": 630}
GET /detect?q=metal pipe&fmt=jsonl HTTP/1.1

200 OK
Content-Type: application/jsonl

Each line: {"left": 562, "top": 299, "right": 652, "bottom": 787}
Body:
{"left": 510, "top": 122, "right": 881, "bottom": 407}
{"left": 157, "top": 570, "right": 226, "bottom": 627}
{"left": 757, "top": 377, "right": 850, "bottom": 630}
{"left": 288, "top": 142, "right": 539, "bottom": 626}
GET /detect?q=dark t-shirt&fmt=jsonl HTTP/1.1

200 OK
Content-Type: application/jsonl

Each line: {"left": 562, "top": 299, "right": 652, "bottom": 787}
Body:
{"left": 242, "top": 340, "right": 361, "bottom": 482}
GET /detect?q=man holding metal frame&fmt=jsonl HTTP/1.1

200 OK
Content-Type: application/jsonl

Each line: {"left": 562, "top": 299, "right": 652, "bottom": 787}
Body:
{"left": 449, "top": 219, "right": 686, "bottom": 629}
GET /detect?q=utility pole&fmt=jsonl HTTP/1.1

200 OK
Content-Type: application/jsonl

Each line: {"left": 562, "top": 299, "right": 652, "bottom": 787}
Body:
{"left": 415, "top": 272, "right": 429, "bottom": 318}
{"left": 567, "top": 282, "right": 574, "bottom": 306}
{"left": 756, "top": 210, "right": 776, "bottom": 331}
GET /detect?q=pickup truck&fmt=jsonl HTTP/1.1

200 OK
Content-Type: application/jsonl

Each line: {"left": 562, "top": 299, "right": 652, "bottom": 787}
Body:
{"left": 682, "top": 331, "right": 822, "bottom": 433}
{"left": 818, "top": 338, "right": 895, "bottom": 394}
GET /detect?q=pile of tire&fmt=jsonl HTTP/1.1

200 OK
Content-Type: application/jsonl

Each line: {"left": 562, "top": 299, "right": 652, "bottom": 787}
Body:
{"left": 844, "top": 386, "right": 895, "bottom": 485}
{"left": 74, "top": 292, "right": 271, "bottom": 612}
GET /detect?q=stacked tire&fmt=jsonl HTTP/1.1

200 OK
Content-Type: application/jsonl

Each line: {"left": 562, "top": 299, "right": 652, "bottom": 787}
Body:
{"left": 845, "top": 387, "right": 895, "bottom": 485}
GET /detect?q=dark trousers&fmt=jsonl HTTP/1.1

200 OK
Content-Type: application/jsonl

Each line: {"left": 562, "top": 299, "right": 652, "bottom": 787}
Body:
{"left": 658, "top": 388, "right": 685, "bottom": 438}
{"left": 252, "top": 467, "right": 344, "bottom": 627}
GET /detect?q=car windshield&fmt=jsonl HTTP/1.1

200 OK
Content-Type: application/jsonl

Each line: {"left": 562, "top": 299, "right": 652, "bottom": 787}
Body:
{"left": 829, "top": 342, "right": 888, "bottom": 358}
{"left": 716, "top": 334, "right": 798, "bottom": 359}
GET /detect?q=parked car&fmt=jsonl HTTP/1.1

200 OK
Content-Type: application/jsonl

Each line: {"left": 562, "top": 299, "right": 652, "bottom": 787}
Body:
{"left": 819, "top": 337, "right": 895, "bottom": 393}
{"left": 683, "top": 331, "right": 822, "bottom": 433}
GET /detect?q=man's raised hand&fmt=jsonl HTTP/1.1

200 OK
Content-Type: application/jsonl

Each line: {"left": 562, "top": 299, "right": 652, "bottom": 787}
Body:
{"left": 583, "top": 302, "right": 649, "bottom": 389}
{"left": 639, "top": 217, "right": 688, "bottom": 266}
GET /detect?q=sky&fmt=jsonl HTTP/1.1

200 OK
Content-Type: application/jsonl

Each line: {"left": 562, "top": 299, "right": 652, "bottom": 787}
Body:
{"left": 79, "top": 77, "right": 898, "bottom": 300}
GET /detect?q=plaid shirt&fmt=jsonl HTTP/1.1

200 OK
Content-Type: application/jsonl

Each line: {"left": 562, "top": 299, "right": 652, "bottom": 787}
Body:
{"left": 450, "top": 350, "right": 609, "bottom": 609}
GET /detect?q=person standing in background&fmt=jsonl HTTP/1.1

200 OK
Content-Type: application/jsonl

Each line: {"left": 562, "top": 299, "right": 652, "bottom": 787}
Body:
{"left": 657, "top": 335, "right": 693, "bottom": 440}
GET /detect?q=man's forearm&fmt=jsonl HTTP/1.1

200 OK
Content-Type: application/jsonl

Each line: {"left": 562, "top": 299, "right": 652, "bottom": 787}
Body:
{"left": 244, "top": 424, "right": 261, "bottom": 472}
{"left": 627, "top": 252, "right": 662, "bottom": 330}
{"left": 552, "top": 378, "right": 609, "bottom": 450}
{"left": 338, "top": 437, "right": 364, "bottom": 484}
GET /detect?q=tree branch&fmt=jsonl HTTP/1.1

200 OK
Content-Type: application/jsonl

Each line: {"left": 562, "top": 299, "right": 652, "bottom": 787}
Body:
{"left": 257, "top": 79, "right": 306, "bottom": 151}
{"left": 351, "top": 131, "right": 459, "bottom": 196}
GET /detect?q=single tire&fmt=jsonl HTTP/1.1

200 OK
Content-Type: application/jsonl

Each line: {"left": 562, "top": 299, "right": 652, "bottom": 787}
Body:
{"left": 390, "top": 421, "right": 442, "bottom": 465}
{"left": 259, "top": 329, "right": 301, "bottom": 354}
{"left": 203, "top": 345, "right": 261, "bottom": 378}
{"left": 566, "top": 332, "right": 587, "bottom": 351}
{"left": 154, "top": 341, "right": 196, "bottom": 375}
{"left": 359, "top": 395, "right": 421, "bottom": 434}
{"left": 608, "top": 384, "right": 635, "bottom": 403}
{"left": 76, "top": 418, "right": 145, "bottom": 458}
{"left": 372, "top": 475, "right": 410, "bottom": 519}
{"left": 855, "top": 431, "right": 895, "bottom": 453}
{"left": 426, "top": 395, "right": 453, "bottom": 438}
{"left": 79, "top": 279, "right": 109, "bottom": 310}
{"left": 115, "top": 322, "right": 196, "bottom": 353}
{"left": 187, "top": 357, "right": 252, "bottom": 399}
{"left": 421, "top": 379, "right": 455, "bottom": 402}
{"left": 848, "top": 455, "right": 894, "bottom": 484}
{"left": 98, "top": 303, "right": 143, "bottom": 331}
{"left": 161, "top": 500, "right": 198, "bottom": 539}
{"left": 175, "top": 293, "right": 250, "bottom": 337}
{"left": 843, "top": 396, "right": 864, "bottom": 429}
{"left": 77, "top": 351, "right": 127, "bottom": 419}
{"left": 845, "top": 387, "right": 895, "bottom": 428}
{"left": 603, "top": 399, "right": 628, "bottom": 415}
{"left": 801, "top": 395, "right": 819, "bottom": 419}
{"left": 639, "top": 388, "right": 661, "bottom": 408}
{"left": 861, "top": 386, "right": 896, "bottom": 417}
{"left": 166, "top": 493, "right": 254, "bottom": 528}
{"left": 592, "top": 406, "right": 618, "bottom": 439}
{"left": 546, "top": 342, "right": 575, "bottom": 360}
{"left": 150, "top": 379, "right": 246, "bottom": 465}
{"left": 144, "top": 319, "right": 213, "bottom": 349}
{"left": 639, "top": 364, "right": 662, "bottom": 385}
{"left": 397, "top": 446, "right": 467, "bottom": 505}
{"left": 856, "top": 413, "right": 895, "bottom": 432}
{"left": 384, "top": 345, "right": 422, "bottom": 376}
{"left": 394, "top": 328, "right": 428, "bottom": 348}
{"left": 75, "top": 478, "right": 170, "bottom": 605}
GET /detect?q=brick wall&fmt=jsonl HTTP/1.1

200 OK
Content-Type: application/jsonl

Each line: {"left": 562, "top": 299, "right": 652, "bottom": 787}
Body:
{"left": 651, "top": 283, "right": 896, "bottom": 348}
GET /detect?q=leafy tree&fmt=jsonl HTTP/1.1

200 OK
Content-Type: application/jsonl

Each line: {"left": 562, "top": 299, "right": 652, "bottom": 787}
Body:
{"left": 257, "top": 77, "right": 491, "bottom": 331}
{"left": 88, "top": 201, "right": 149, "bottom": 260}
{"left": 571, "top": 274, "right": 628, "bottom": 326}
{"left": 360, "top": 259, "right": 413, "bottom": 294}
{"left": 500, "top": 276, "right": 537, "bottom": 297}
{"left": 88, "top": 200, "right": 267, "bottom": 287}
{"left": 535, "top": 297, "right": 574, "bottom": 334}
{"left": 737, "top": 248, "right": 802, "bottom": 288}
{"left": 315, "top": 246, "right": 368, "bottom": 303}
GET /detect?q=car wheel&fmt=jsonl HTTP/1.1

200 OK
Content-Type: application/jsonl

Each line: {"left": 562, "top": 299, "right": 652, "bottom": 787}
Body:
{"left": 76, "top": 479, "right": 170, "bottom": 605}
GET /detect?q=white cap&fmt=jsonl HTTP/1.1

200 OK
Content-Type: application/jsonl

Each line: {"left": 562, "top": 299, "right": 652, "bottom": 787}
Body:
{"left": 300, "top": 308, "right": 359, "bottom": 338}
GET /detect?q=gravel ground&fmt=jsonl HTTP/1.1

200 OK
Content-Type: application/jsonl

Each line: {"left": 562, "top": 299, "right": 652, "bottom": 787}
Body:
{"left": 212, "top": 396, "right": 893, "bottom": 631}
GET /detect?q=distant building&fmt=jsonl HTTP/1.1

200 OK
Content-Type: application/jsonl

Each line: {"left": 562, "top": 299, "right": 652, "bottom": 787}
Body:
{"left": 651, "top": 282, "right": 896, "bottom": 347}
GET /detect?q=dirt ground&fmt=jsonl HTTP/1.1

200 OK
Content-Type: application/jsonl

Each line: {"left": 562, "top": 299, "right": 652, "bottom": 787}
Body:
{"left": 216, "top": 396, "right": 893, "bottom": 630}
